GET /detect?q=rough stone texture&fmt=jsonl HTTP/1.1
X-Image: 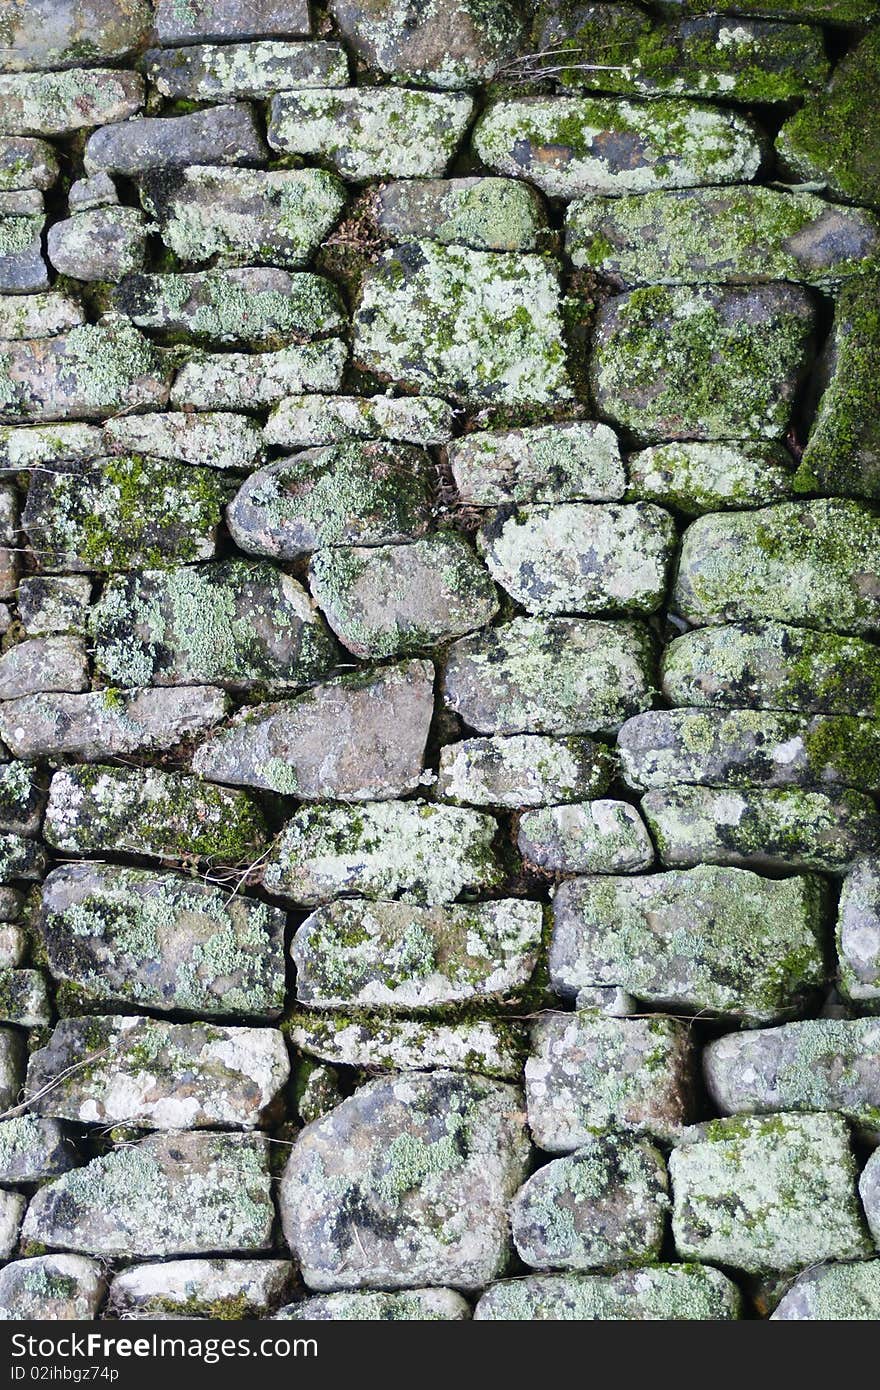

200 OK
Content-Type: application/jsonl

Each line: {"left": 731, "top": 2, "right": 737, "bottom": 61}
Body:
{"left": 265, "top": 393, "right": 453, "bottom": 448}
{"left": 84, "top": 105, "right": 267, "bottom": 178}
{"left": 448, "top": 422, "right": 625, "bottom": 506}
{"left": 0, "top": 760, "right": 45, "bottom": 835}
{"left": 107, "top": 1259, "right": 294, "bottom": 1319}
{"left": 0, "top": 322, "right": 170, "bottom": 423}
{"left": 0, "top": 1027, "right": 24, "bottom": 1109}
{"left": 0, "top": 1190, "right": 25, "bottom": 1259}
{"left": 277, "top": 1289, "right": 471, "bottom": 1320}
{"left": 474, "top": 1266, "right": 741, "bottom": 1320}
{"left": 0, "top": 1256, "right": 106, "bottom": 1321}
{"left": 859, "top": 1150, "right": 880, "bottom": 1245}
{"left": 0, "top": 1115, "right": 78, "bottom": 1183}
{"left": 0, "top": 422, "right": 102, "bottom": 469}
{"left": 18, "top": 576, "right": 92, "bottom": 636}
{"left": 143, "top": 42, "right": 349, "bottom": 100}
{"left": 0, "top": 206, "right": 47, "bottom": 292}
{"left": 518, "top": 800, "right": 655, "bottom": 875}
{"left": 670, "top": 1113, "right": 872, "bottom": 1274}
{"left": 153, "top": 0, "right": 311, "bottom": 43}
{"left": 0, "top": 968, "right": 51, "bottom": 1027}
{"left": 551, "top": 867, "right": 824, "bottom": 1023}
{"left": 437, "top": 735, "right": 613, "bottom": 809}
{"left": 628, "top": 442, "right": 795, "bottom": 514}
{"left": 104, "top": 412, "right": 264, "bottom": 471}
{"left": 47, "top": 207, "right": 148, "bottom": 283}
{"left": 0, "top": 68, "right": 144, "bottom": 137}
{"left": 291, "top": 897, "right": 542, "bottom": 1010}
{"left": 837, "top": 859, "right": 880, "bottom": 1004}
{"left": 0, "top": 289, "right": 84, "bottom": 339}
{"left": 0, "top": 137, "right": 58, "bottom": 191}
{"left": 0, "top": 0, "right": 152, "bottom": 70}
{"left": 0, "top": 687, "right": 227, "bottom": 760}
{"left": 171, "top": 341, "right": 347, "bottom": 409}
{"left": 328, "top": 0, "right": 525, "bottom": 88}
{"left": 287, "top": 1011, "right": 524, "bottom": 1080}
{"left": 373, "top": 177, "right": 547, "bottom": 252}
{"left": 279, "top": 1071, "right": 530, "bottom": 1291}
{"left": 0, "top": 635, "right": 88, "bottom": 699}
{"left": 772, "top": 1262, "right": 880, "bottom": 1321}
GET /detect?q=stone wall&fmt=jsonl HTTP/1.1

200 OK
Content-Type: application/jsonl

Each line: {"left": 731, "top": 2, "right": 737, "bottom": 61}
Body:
{"left": 0, "top": 0, "right": 878, "bottom": 1322}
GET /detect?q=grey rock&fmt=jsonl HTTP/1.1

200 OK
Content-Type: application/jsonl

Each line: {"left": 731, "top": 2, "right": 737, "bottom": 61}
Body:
{"left": 627, "top": 441, "right": 795, "bottom": 514}
{"left": 448, "top": 421, "right": 625, "bottom": 507}
{"left": 0, "top": 1256, "right": 106, "bottom": 1321}
{"left": 0, "top": 834, "right": 46, "bottom": 882}
{"left": 328, "top": 0, "right": 524, "bottom": 88}
{"left": 0, "top": 1027, "right": 24, "bottom": 1109}
{"left": 144, "top": 41, "right": 348, "bottom": 99}
{"left": 291, "top": 897, "right": 542, "bottom": 1011}
{"left": 473, "top": 1266, "right": 742, "bottom": 1320}
{"left": 670, "top": 1113, "right": 872, "bottom": 1274}
{"left": 837, "top": 859, "right": 880, "bottom": 1004}
{"left": 265, "top": 392, "right": 453, "bottom": 449}
{"left": 68, "top": 173, "right": 118, "bottom": 212}
{"left": 0, "top": 422, "right": 103, "bottom": 469}
{"left": 264, "top": 800, "right": 502, "bottom": 907}
{"left": 437, "top": 735, "right": 614, "bottom": 809}
{"left": 0, "top": 137, "right": 58, "bottom": 191}
{"left": 0, "top": 890, "right": 22, "bottom": 923}
{"left": 27, "top": 1015, "right": 290, "bottom": 1131}
{"left": 287, "top": 1011, "right": 524, "bottom": 1080}
{"left": 0, "top": 968, "right": 51, "bottom": 1027}
{"left": 519, "top": 800, "right": 655, "bottom": 876}
{"left": 295, "top": 1060, "right": 342, "bottom": 1125}
{"left": 0, "top": 686, "right": 227, "bottom": 760}
{"left": 0, "top": 761, "right": 45, "bottom": 835}
{"left": 551, "top": 866, "right": 824, "bottom": 1023}
{"left": 154, "top": 0, "right": 311, "bottom": 43}
{"left": 107, "top": 1259, "right": 295, "bottom": 1319}
{"left": 171, "top": 341, "right": 347, "bottom": 409}
{"left": 279, "top": 1071, "right": 531, "bottom": 1291}
{"left": 0, "top": 484, "right": 17, "bottom": 599}
{"left": 85, "top": 104, "right": 267, "bottom": 176}
{"left": 526, "top": 1010, "right": 695, "bottom": 1149}
{"left": 442, "top": 617, "right": 656, "bottom": 735}
{"left": 772, "top": 1262, "right": 880, "bottom": 1320}
{"left": 192, "top": 661, "right": 433, "bottom": 799}
{"left": 276, "top": 1289, "right": 471, "bottom": 1320}
{"left": 0, "top": 68, "right": 143, "bottom": 137}
{"left": 0, "top": 1116, "right": 77, "bottom": 1183}
{"left": 22, "top": 1132, "right": 275, "bottom": 1258}
{"left": 0, "top": 322, "right": 169, "bottom": 423}
{"left": 0, "top": 209, "right": 46, "bottom": 292}
{"left": 104, "top": 411, "right": 264, "bottom": 471}
{"left": 18, "top": 577, "right": 91, "bottom": 636}
{"left": 309, "top": 533, "right": 499, "bottom": 659}
{"left": 0, "top": 290, "right": 84, "bottom": 339}
{"left": 0, "top": 636, "right": 88, "bottom": 699}
{"left": 373, "top": 177, "right": 546, "bottom": 251}
{"left": 47, "top": 207, "right": 148, "bottom": 282}
{"left": 0, "top": 1190, "right": 24, "bottom": 1258}
{"left": 0, "top": 0, "right": 151, "bottom": 71}
{"left": 0, "top": 926, "right": 24, "bottom": 968}
{"left": 859, "top": 1150, "right": 880, "bottom": 1246}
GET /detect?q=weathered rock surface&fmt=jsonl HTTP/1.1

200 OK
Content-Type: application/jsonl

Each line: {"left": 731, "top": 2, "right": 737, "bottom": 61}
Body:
{"left": 526, "top": 1010, "right": 694, "bottom": 1149}
{"left": 628, "top": 442, "right": 795, "bottom": 514}
{"left": 473, "top": 1266, "right": 742, "bottom": 1320}
{"left": 0, "top": 0, "right": 151, "bottom": 71}
{"left": 448, "top": 422, "right": 625, "bottom": 507}
{"left": 143, "top": 42, "right": 349, "bottom": 100}
{"left": 0, "top": 289, "right": 84, "bottom": 339}
{"left": 837, "top": 859, "right": 880, "bottom": 1004}
{"left": 0, "top": 1256, "right": 106, "bottom": 1322}
{"left": 551, "top": 867, "right": 824, "bottom": 1022}
{"left": 27, "top": 1016, "right": 290, "bottom": 1131}
{"left": 0, "top": 833, "right": 46, "bottom": 882}
{"left": 85, "top": 105, "right": 267, "bottom": 177}
{"left": 40, "top": 863, "right": 286, "bottom": 1018}
{"left": 0, "top": 68, "right": 143, "bottom": 137}
{"left": 153, "top": 0, "right": 311, "bottom": 43}
{"left": 858, "top": 1150, "right": 880, "bottom": 1245}
{"left": 0, "top": 421, "right": 101, "bottom": 469}
{"left": 0, "top": 322, "right": 169, "bottom": 423}
{"left": 279, "top": 1071, "right": 530, "bottom": 1291}
{"left": 18, "top": 576, "right": 91, "bottom": 636}
{"left": 442, "top": 617, "right": 655, "bottom": 735}
{"left": 192, "top": 661, "right": 433, "bottom": 799}
{"left": 291, "top": 897, "right": 542, "bottom": 1011}
{"left": 0, "top": 1028, "right": 24, "bottom": 1110}
{"left": 47, "top": 207, "right": 148, "bottom": 282}
{"left": 772, "top": 1262, "right": 880, "bottom": 1321}
{"left": 0, "top": 687, "right": 227, "bottom": 760}
{"left": 0, "top": 636, "right": 88, "bottom": 699}
{"left": 22, "top": 1132, "right": 275, "bottom": 1258}
{"left": 670, "top": 1113, "right": 872, "bottom": 1274}
{"left": 276, "top": 1289, "right": 471, "bottom": 1320}
{"left": 0, "top": 137, "right": 57, "bottom": 191}
{"left": 107, "top": 1259, "right": 295, "bottom": 1320}
{"left": 373, "top": 177, "right": 546, "bottom": 252}
{"left": 0, "top": 968, "right": 51, "bottom": 1027}
{"left": 263, "top": 801, "right": 501, "bottom": 906}
{"left": 287, "top": 1011, "right": 524, "bottom": 1080}
{"left": 0, "top": 1190, "right": 24, "bottom": 1258}
{"left": 104, "top": 411, "right": 264, "bottom": 471}
{"left": 519, "top": 800, "right": 655, "bottom": 875}
{"left": 0, "top": 1115, "right": 77, "bottom": 1183}
{"left": 0, "top": 761, "right": 45, "bottom": 835}
{"left": 0, "top": 205, "right": 46, "bottom": 292}
{"left": 171, "top": 341, "right": 347, "bottom": 409}
{"left": 328, "top": 0, "right": 525, "bottom": 88}
{"left": 265, "top": 393, "right": 453, "bottom": 449}
{"left": 437, "top": 735, "right": 613, "bottom": 809}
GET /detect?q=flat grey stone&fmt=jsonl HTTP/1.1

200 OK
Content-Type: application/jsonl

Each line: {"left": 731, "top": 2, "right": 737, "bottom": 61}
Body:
{"left": 0, "top": 422, "right": 102, "bottom": 469}
{"left": 519, "top": 800, "right": 655, "bottom": 875}
{"left": 107, "top": 1259, "right": 295, "bottom": 1319}
{"left": 0, "top": 1190, "right": 24, "bottom": 1258}
{"left": 437, "top": 735, "right": 614, "bottom": 808}
{"left": 0, "top": 322, "right": 169, "bottom": 423}
{"left": 328, "top": 0, "right": 524, "bottom": 87}
{"left": 772, "top": 1262, "right": 880, "bottom": 1320}
{"left": 114, "top": 268, "right": 344, "bottom": 345}
{"left": 0, "top": 1256, "right": 106, "bottom": 1322}
{"left": 0, "top": 290, "right": 84, "bottom": 339}
{"left": 627, "top": 441, "right": 795, "bottom": 514}
{"left": 0, "top": 686, "right": 227, "bottom": 760}
{"left": 0, "top": 636, "right": 87, "bottom": 700}
{"left": 0, "top": 1116, "right": 78, "bottom": 1183}
{"left": 0, "top": 1027, "right": 24, "bottom": 1109}
{"left": 276, "top": 1289, "right": 471, "bottom": 1320}
{"left": 171, "top": 341, "right": 347, "bottom": 409}
{"left": 0, "top": 137, "right": 57, "bottom": 191}
{"left": 0, "top": 968, "right": 50, "bottom": 1026}
{"left": 287, "top": 1011, "right": 524, "bottom": 1080}
{"left": 104, "top": 411, "right": 264, "bottom": 471}
{"left": 18, "top": 576, "right": 91, "bottom": 636}
{"left": 0, "top": 927, "right": 24, "bottom": 969}
{"left": 47, "top": 207, "right": 148, "bottom": 282}
{"left": 144, "top": 41, "right": 348, "bottom": 99}
{"left": 154, "top": 0, "right": 312, "bottom": 43}
{"left": 0, "top": 0, "right": 151, "bottom": 70}
{"left": 0, "top": 761, "right": 45, "bottom": 835}
{"left": 473, "top": 1267, "right": 742, "bottom": 1320}
{"left": 837, "top": 858, "right": 880, "bottom": 1004}
{"left": 448, "top": 422, "right": 625, "bottom": 506}
{"left": 68, "top": 173, "right": 118, "bottom": 212}
{"left": 265, "top": 393, "right": 453, "bottom": 448}
{"left": 373, "top": 177, "right": 546, "bottom": 251}
{"left": 0, "top": 210, "right": 47, "bottom": 291}
{"left": 0, "top": 68, "right": 143, "bottom": 137}
{"left": 0, "top": 834, "right": 46, "bottom": 882}
{"left": 859, "top": 1150, "right": 880, "bottom": 1246}
{"left": 85, "top": 104, "right": 267, "bottom": 176}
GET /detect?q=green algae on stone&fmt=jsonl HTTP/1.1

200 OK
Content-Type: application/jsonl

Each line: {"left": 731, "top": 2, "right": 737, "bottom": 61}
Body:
{"left": 669, "top": 1113, "right": 872, "bottom": 1275}
{"left": 143, "top": 40, "right": 349, "bottom": 100}
{"left": 171, "top": 340, "right": 347, "bottom": 410}
{"left": 628, "top": 441, "right": 795, "bottom": 513}
{"left": 590, "top": 283, "right": 814, "bottom": 442}
{"left": 0, "top": 967, "right": 50, "bottom": 1027}
{"left": 659, "top": 0, "right": 877, "bottom": 20}
{"left": 354, "top": 239, "right": 572, "bottom": 409}
{"left": 448, "top": 421, "right": 625, "bottom": 506}
{"left": 22, "top": 455, "right": 226, "bottom": 571}
{"left": 0, "top": 209, "right": 46, "bottom": 293}
{"left": 328, "top": 0, "right": 526, "bottom": 89}
{"left": 104, "top": 411, "right": 264, "bottom": 471}
{"left": 437, "top": 734, "right": 614, "bottom": 809}
{"left": 373, "top": 177, "right": 548, "bottom": 252}
{"left": 290, "top": 897, "right": 542, "bottom": 1011}
{"left": 277, "top": 1289, "right": 471, "bottom": 1320}
{"left": 519, "top": 799, "right": 655, "bottom": 875}
{"left": 777, "top": 28, "right": 880, "bottom": 210}
{"left": 264, "top": 800, "right": 503, "bottom": 907}
{"left": 772, "top": 1262, "right": 880, "bottom": 1320}
{"left": 474, "top": 1265, "right": 741, "bottom": 1320}
{"left": 551, "top": 865, "right": 825, "bottom": 1023}
{"left": 0, "top": 322, "right": 169, "bottom": 424}
{"left": 43, "top": 764, "right": 268, "bottom": 866}
{"left": 472, "top": 96, "right": 761, "bottom": 199}
{"left": 265, "top": 393, "right": 453, "bottom": 448}
{"left": 0, "top": 68, "right": 143, "bottom": 138}
{"left": 39, "top": 862, "right": 286, "bottom": 1019}
{"left": 90, "top": 559, "right": 338, "bottom": 691}
{"left": 836, "top": 858, "right": 880, "bottom": 1005}
{"left": 661, "top": 621, "right": 880, "bottom": 716}
{"left": 642, "top": 784, "right": 880, "bottom": 874}
{"left": 107, "top": 1258, "right": 295, "bottom": 1320}
{"left": 286, "top": 1010, "right": 525, "bottom": 1080}
{"left": 673, "top": 499, "right": 880, "bottom": 634}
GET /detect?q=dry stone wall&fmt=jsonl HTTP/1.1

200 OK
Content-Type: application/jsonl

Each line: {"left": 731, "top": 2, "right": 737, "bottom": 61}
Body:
{"left": 0, "top": 0, "right": 878, "bottom": 1322}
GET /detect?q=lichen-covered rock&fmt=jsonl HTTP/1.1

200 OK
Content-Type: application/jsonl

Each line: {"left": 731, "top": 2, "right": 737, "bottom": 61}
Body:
{"left": 85, "top": 104, "right": 266, "bottom": 177}
{"left": 837, "top": 859, "right": 880, "bottom": 1004}
{"left": 373, "top": 177, "right": 546, "bottom": 252}
{"left": 474, "top": 1265, "right": 741, "bottom": 1320}
{"left": 263, "top": 801, "right": 502, "bottom": 906}
{"left": 139, "top": 165, "right": 346, "bottom": 269}
{"left": 590, "top": 284, "right": 814, "bottom": 442}
{"left": 143, "top": 41, "right": 349, "bottom": 100}
{"left": 526, "top": 1010, "right": 695, "bottom": 1149}
{"left": 0, "top": 686, "right": 227, "bottom": 760}
{"left": 0, "top": 1256, "right": 106, "bottom": 1322}
{"left": 267, "top": 88, "right": 473, "bottom": 181}
{"left": 0, "top": 322, "right": 169, "bottom": 423}
{"left": 518, "top": 800, "right": 655, "bottom": 875}
{"left": 0, "top": 204, "right": 46, "bottom": 292}
{"left": 265, "top": 393, "right": 453, "bottom": 448}
{"left": 673, "top": 500, "right": 880, "bottom": 633}
{"left": 703, "top": 1018, "right": 880, "bottom": 1141}
{"left": 0, "top": 289, "right": 84, "bottom": 339}
{"left": 858, "top": 1150, "right": 880, "bottom": 1244}
{"left": 43, "top": 764, "right": 268, "bottom": 865}
{"left": 777, "top": 28, "right": 880, "bottom": 208}
{"left": 294, "top": 1058, "right": 342, "bottom": 1125}
{"left": 0, "top": 0, "right": 151, "bottom": 70}
{"left": 27, "top": 1016, "right": 290, "bottom": 1131}
{"left": 279, "top": 1071, "right": 530, "bottom": 1291}
{"left": 353, "top": 241, "right": 572, "bottom": 407}
{"left": 153, "top": 0, "right": 311, "bottom": 43}
{"left": 617, "top": 708, "right": 880, "bottom": 791}
{"left": 0, "top": 927, "right": 24, "bottom": 970}
{"left": 90, "top": 560, "right": 338, "bottom": 691}
{"left": 171, "top": 341, "right": 347, "bottom": 409}
{"left": 0, "top": 1115, "right": 77, "bottom": 1183}
{"left": 479, "top": 503, "right": 675, "bottom": 616}
{"left": 437, "top": 735, "right": 613, "bottom": 809}
{"left": 0, "top": 834, "right": 46, "bottom": 882}
{"left": 40, "top": 862, "right": 286, "bottom": 1019}
{"left": 287, "top": 1011, "right": 524, "bottom": 1080}
{"left": 104, "top": 411, "right": 264, "bottom": 471}
{"left": 226, "top": 442, "right": 433, "bottom": 559}
{"left": 0, "top": 482, "right": 17, "bottom": 599}
{"left": 473, "top": 97, "right": 761, "bottom": 199}
{"left": 106, "top": 1259, "right": 295, "bottom": 1320}
{"left": 772, "top": 1262, "right": 880, "bottom": 1320}
{"left": 661, "top": 621, "right": 880, "bottom": 716}
{"left": 114, "top": 268, "right": 344, "bottom": 346}
{"left": 192, "top": 661, "right": 433, "bottom": 799}
{"left": 627, "top": 441, "right": 795, "bottom": 513}
{"left": 567, "top": 187, "right": 879, "bottom": 287}
{"left": 643, "top": 785, "right": 880, "bottom": 874}
{"left": 0, "top": 68, "right": 143, "bottom": 137}
{"left": 0, "top": 636, "right": 88, "bottom": 699}
{"left": 22, "top": 457, "right": 226, "bottom": 570}
{"left": 22, "top": 1132, "right": 275, "bottom": 1258}
{"left": 0, "top": 968, "right": 50, "bottom": 1027}
{"left": 670, "top": 1113, "right": 872, "bottom": 1274}
{"left": 291, "top": 897, "right": 541, "bottom": 1010}
{"left": 794, "top": 271, "right": 880, "bottom": 500}
{"left": 442, "top": 617, "right": 655, "bottom": 735}
{"left": 653, "top": 1, "right": 877, "bottom": 20}
{"left": 448, "top": 422, "right": 625, "bottom": 507}
{"left": 511, "top": 1135, "right": 669, "bottom": 1273}
{"left": 18, "top": 576, "right": 91, "bottom": 636}
{"left": 0, "top": 1027, "right": 24, "bottom": 1109}
{"left": 0, "top": 421, "right": 102, "bottom": 469}
{"left": 551, "top": 867, "right": 824, "bottom": 1022}
{"left": 328, "top": 0, "right": 524, "bottom": 88}
{"left": 0, "top": 1190, "right": 24, "bottom": 1258}
{"left": 0, "top": 761, "right": 45, "bottom": 835}
{"left": 309, "top": 533, "right": 499, "bottom": 659}
{"left": 277, "top": 1289, "right": 471, "bottom": 1319}
{"left": 68, "top": 173, "right": 117, "bottom": 212}
{"left": 47, "top": 207, "right": 148, "bottom": 282}
{"left": 0, "top": 137, "right": 57, "bottom": 191}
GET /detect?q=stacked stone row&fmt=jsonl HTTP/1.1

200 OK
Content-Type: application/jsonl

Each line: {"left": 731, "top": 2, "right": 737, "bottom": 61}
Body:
{"left": 0, "top": 0, "right": 878, "bottom": 1322}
